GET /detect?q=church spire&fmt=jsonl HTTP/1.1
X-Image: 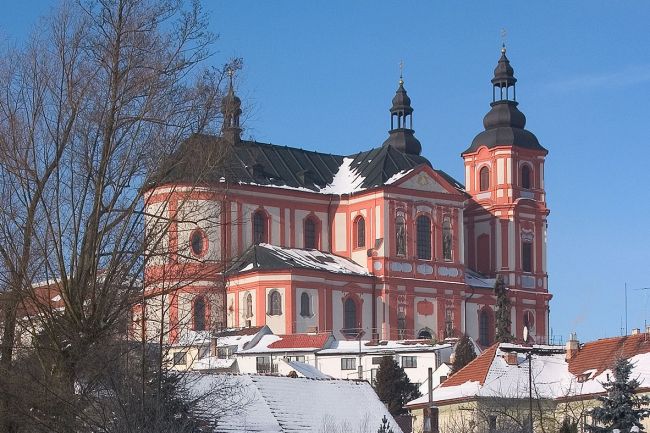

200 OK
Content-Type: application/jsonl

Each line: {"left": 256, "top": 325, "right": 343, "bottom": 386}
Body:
{"left": 462, "top": 46, "right": 546, "bottom": 154}
{"left": 381, "top": 66, "right": 422, "bottom": 155}
{"left": 221, "top": 68, "right": 242, "bottom": 144}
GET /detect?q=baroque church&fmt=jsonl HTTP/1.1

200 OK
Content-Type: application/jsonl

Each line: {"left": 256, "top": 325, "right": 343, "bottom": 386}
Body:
{"left": 140, "top": 46, "right": 551, "bottom": 347}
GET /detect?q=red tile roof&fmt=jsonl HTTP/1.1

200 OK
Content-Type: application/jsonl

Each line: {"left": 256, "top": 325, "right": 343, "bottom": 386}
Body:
{"left": 442, "top": 343, "right": 498, "bottom": 387}
{"left": 268, "top": 333, "right": 331, "bottom": 349}
{"left": 568, "top": 333, "right": 650, "bottom": 376}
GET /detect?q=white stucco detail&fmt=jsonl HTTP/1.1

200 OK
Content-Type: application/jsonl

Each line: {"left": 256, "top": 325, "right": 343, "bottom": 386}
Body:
{"left": 334, "top": 212, "right": 347, "bottom": 252}
{"left": 497, "top": 158, "right": 504, "bottom": 184}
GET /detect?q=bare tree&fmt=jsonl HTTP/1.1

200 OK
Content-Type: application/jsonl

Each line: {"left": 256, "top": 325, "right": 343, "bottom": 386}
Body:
{"left": 0, "top": 0, "right": 240, "bottom": 431}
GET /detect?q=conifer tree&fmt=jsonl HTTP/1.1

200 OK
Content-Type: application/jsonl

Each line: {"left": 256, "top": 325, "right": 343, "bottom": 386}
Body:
{"left": 559, "top": 418, "right": 578, "bottom": 433}
{"left": 377, "top": 415, "right": 395, "bottom": 433}
{"left": 494, "top": 275, "right": 513, "bottom": 343}
{"left": 374, "top": 356, "right": 421, "bottom": 416}
{"left": 586, "top": 357, "right": 650, "bottom": 433}
{"left": 451, "top": 334, "right": 477, "bottom": 374}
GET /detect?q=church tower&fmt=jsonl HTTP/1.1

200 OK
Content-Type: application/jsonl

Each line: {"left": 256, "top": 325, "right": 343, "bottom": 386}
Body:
{"left": 462, "top": 46, "right": 550, "bottom": 295}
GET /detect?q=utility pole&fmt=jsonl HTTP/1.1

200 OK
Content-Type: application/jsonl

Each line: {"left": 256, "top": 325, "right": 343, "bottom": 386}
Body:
{"left": 528, "top": 352, "right": 533, "bottom": 433}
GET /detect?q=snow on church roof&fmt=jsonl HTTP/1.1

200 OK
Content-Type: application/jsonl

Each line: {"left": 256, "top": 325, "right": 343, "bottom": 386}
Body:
{"left": 227, "top": 243, "right": 370, "bottom": 277}
{"left": 193, "top": 374, "right": 403, "bottom": 433}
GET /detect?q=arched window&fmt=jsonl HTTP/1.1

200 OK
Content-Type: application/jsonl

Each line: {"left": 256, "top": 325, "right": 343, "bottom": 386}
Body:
{"left": 479, "top": 166, "right": 490, "bottom": 191}
{"left": 304, "top": 217, "right": 318, "bottom": 249}
{"left": 253, "top": 210, "right": 268, "bottom": 244}
{"left": 193, "top": 296, "right": 206, "bottom": 331}
{"left": 395, "top": 215, "right": 406, "bottom": 256}
{"left": 521, "top": 165, "right": 532, "bottom": 189}
{"left": 245, "top": 293, "right": 253, "bottom": 318}
{"left": 300, "top": 292, "right": 311, "bottom": 317}
{"left": 355, "top": 216, "right": 366, "bottom": 248}
{"left": 477, "top": 234, "right": 490, "bottom": 275}
{"left": 190, "top": 229, "right": 207, "bottom": 257}
{"left": 343, "top": 297, "right": 358, "bottom": 335}
{"left": 416, "top": 215, "right": 432, "bottom": 260}
{"left": 267, "top": 290, "right": 282, "bottom": 316}
{"left": 478, "top": 308, "right": 494, "bottom": 346}
{"left": 418, "top": 329, "right": 433, "bottom": 340}
{"left": 442, "top": 218, "right": 452, "bottom": 261}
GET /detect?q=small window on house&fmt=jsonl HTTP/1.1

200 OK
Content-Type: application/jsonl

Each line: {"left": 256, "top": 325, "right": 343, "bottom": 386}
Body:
{"left": 395, "top": 215, "right": 406, "bottom": 256}
{"left": 522, "top": 241, "right": 533, "bottom": 273}
{"left": 416, "top": 215, "right": 432, "bottom": 260}
{"left": 341, "top": 358, "right": 356, "bottom": 370}
{"left": 193, "top": 296, "right": 206, "bottom": 331}
{"left": 442, "top": 218, "right": 452, "bottom": 261}
{"left": 355, "top": 216, "right": 366, "bottom": 248}
{"left": 402, "top": 356, "right": 417, "bottom": 368}
{"left": 245, "top": 293, "right": 253, "bottom": 318}
{"left": 304, "top": 217, "right": 318, "bottom": 249}
{"left": 479, "top": 166, "right": 490, "bottom": 191}
{"left": 198, "top": 346, "right": 210, "bottom": 359}
{"left": 256, "top": 356, "right": 273, "bottom": 373}
{"left": 173, "top": 352, "right": 187, "bottom": 366}
{"left": 371, "top": 357, "right": 384, "bottom": 365}
{"left": 286, "top": 355, "right": 306, "bottom": 363}
{"left": 268, "top": 290, "right": 282, "bottom": 316}
{"left": 217, "top": 346, "right": 231, "bottom": 359}
{"left": 253, "top": 210, "right": 268, "bottom": 244}
{"left": 300, "top": 292, "right": 311, "bottom": 317}
{"left": 521, "top": 165, "right": 532, "bottom": 189}
{"left": 190, "top": 229, "right": 207, "bottom": 257}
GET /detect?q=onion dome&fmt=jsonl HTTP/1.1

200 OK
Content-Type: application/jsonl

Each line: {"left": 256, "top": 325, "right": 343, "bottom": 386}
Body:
{"left": 381, "top": 77, "right": 422, "bottom": 155}
{"left": 463, "top": 46, "right": 546, "bottom": 155}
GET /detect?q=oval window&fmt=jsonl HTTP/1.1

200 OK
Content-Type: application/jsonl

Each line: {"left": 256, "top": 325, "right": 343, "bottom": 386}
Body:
{"left": 190, "top": 229, "right": 207, "bottom": 257}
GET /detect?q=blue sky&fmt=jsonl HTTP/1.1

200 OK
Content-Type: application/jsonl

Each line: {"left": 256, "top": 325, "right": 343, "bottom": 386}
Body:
{"left": 2, "top": 1, "right": 649, "bottom": 343}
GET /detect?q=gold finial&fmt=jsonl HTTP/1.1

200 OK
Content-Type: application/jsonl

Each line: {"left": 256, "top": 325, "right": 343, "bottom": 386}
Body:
{"left": 399, "top": 59, "right": 404, "bottom": 85}
{"left": 500, "top": 28, "right": 507, "bottom": 53}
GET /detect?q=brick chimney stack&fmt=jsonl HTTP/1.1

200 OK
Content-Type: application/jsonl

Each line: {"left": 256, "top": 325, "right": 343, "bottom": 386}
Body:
{"left": 565, "top": 332, "right": 579, "bottom": 361}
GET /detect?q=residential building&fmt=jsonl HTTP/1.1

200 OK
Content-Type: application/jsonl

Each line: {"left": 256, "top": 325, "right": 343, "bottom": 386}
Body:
{"left": 406, "top": 331, "right": 650, "bottom": 433}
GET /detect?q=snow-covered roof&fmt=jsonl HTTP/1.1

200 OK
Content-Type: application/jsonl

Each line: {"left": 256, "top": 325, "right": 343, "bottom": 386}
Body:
{"left": 317, "top": 339, "right": 452, "bottom": 356}
{"left": 280, "top": 360, "right": 332, "bottom": 379}
{"left": 191, "top": 357, "right": 236, "bottom": 371}
{"left": 228, "top": 243, "right": 370, "bottom": 276}
{"left": 239, "top": 333, "right": 333, "bottom": 354}
{"left": 193, "top": 374, "right": 404, "bottom": 433}
{"left": 407, "top": 334, "right": 650, "bottom": 408}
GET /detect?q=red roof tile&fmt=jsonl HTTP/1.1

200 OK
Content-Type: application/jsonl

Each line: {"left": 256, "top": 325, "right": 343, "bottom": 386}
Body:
{"left": 442, "top": 343, "right": 498, "bottom": 387}
{"left": 268, "top": 333, "right": 331, "bottom": 349}
{"left": 568, "top": 333, "right": 650, "bottom": 376}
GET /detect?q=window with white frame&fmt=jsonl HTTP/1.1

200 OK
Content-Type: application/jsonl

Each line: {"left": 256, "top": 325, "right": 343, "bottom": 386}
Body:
{"left": 402, "top": 356, "right": 417, "bottom": 368}
{"left": 341, "top": 358, "right": 356, "bottom": 370}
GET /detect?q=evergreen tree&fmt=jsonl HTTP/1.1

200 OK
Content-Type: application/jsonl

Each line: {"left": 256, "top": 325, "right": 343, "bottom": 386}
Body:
{"left": 494, "top": 275, "right": 513, "bottom": 343}
{"left": 559, "top": 418, "right": 578, "bottom": 433}
{"left": 377, "top": 415, "right": 395, "bottom": 433}
{"left": 586, "top": 357, "right": 650, "bottom": 433}
{"left": 451, "top": 334, "right": 477, "bottom": 374}
{"left": 374, "top": 356, "right": 421, "bottom": 416}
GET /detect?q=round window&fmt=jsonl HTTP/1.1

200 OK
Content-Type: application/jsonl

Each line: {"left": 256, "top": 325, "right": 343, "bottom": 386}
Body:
{"left": 190, "top": 229, "right": 207, "bottom": 257}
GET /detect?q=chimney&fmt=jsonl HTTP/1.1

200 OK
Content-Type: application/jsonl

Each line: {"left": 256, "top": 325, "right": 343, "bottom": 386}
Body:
{"left": 503, "top": 352, "right": 518, "bottom": 365}
{"left": 565, "top": 332, "right": 579, "bottom": 361}
{"left": 632, "top": 328, "right": 641, "bottom": 335}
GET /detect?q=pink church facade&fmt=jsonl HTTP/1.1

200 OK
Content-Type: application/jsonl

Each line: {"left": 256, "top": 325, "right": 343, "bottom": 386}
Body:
{"left": 140, "top": 47, "right": 552, "bottom": 347}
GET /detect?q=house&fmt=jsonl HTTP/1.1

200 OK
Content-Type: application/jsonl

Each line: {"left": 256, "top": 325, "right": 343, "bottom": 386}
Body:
{"left": 406, "top": 331, "right": 650, "bottom": 433}
{"left": 141, "top": 46, "right": 552, "bottom": 348}
{"left": 193, "top": 374, "right": 404, "bottom": 433}
{"left": 314, "top": 339, "right": 453, "bottom": 385}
